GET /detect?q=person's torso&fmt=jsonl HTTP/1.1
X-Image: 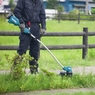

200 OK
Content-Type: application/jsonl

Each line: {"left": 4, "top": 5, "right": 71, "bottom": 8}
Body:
{"left": 22, "top": 0, "right": 42, "bottom": 23}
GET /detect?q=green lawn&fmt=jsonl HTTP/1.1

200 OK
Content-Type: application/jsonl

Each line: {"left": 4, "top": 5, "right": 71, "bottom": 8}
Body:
{"left": 0, "top": 19, "right": 95, "bottom": 70}
{"left": 46, "top": 20, "right": 95, "bottom": 32}
{"left": 0, "top": 17, "right": 95, "bottom": 94}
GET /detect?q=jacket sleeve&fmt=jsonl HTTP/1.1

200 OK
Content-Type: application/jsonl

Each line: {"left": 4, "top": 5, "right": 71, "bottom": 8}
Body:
{"left": 13, "top": 0, "right": 24, "bottom": 24}
{"left": 40, "top": 3, "right": 46, "bottom": 30}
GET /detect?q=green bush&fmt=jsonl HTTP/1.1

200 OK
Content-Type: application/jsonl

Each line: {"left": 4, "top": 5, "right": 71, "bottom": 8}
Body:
{"left": 54, "top": 8, "right": 95, "bottom": 21}
{"left": 91, "top": 8, "right": 95, "bottom": 14}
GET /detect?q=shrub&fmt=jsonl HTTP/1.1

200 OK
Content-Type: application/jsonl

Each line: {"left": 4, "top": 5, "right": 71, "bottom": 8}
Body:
{"left": 91, "top": 8, "right": 95, "bottom": 14}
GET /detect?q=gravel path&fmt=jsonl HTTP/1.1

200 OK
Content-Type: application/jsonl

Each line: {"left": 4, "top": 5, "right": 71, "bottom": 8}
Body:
{"left": 1, "top": 66, "right": 95, "bottom": 75}
{"left": 2, "top": 88, "right": 95, "bottom": 95}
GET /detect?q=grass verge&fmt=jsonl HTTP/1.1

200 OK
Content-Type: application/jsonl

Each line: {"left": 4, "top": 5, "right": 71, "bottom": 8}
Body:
{"left": 0, "top": 71, "right": 95, "bottom": 94}
{"left": 38, "top": 92, "right": 95, "bottom": 95}
{"left": 0, "top": 17, "right": 95, "bottom": 94}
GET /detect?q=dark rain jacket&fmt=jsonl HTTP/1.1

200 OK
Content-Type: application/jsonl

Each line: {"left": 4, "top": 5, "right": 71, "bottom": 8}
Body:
{"left": 13, "top": 0, "right": 46, "bottom": 29}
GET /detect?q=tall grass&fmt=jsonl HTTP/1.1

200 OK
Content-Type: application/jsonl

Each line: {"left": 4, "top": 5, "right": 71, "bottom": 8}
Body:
{"left": 0, "top": 73, "right": 95, "bottom": 93}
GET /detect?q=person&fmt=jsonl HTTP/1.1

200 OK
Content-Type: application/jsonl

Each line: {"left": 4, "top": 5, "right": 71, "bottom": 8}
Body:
{"left": 10, "top": 0, "right": 46, "bottom": 74}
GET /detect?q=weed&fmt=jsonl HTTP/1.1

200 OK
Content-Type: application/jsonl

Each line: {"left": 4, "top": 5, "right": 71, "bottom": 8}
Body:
{"left": 4, "top": 53, "right": 33, "bottom": 80}
{"left": 41, "top": 68, "right": 55, "bottom": 76}
{"left": 89, "top": 49, "right": 95, "bottom": 59}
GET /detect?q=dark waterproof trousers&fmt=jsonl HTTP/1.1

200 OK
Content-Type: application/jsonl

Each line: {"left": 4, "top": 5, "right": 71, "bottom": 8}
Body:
{"left": 17, "top": 23, "right": 40, "bottom": 61}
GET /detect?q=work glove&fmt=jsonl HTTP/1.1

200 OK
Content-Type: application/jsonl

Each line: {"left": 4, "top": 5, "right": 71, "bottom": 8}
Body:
{"left": 19, "top": 23, "right": 30, "bottom": 34}
{"left": 40, "top": 29, "right": 45, "bottom": 37}
{"left": 19, "top": 23, "right": 25, "bottom": 32}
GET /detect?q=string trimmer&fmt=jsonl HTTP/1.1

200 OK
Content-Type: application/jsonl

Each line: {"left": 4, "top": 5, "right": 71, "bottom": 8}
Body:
{"left": 7, "top": 13, "right": 73, "bottom": 76}
{"left": 29, "top": 33, "right": 72, "bottom": 76}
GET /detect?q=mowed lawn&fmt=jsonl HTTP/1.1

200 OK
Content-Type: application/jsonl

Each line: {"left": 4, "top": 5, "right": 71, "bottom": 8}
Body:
{"left": 0, "top": 17, "right": 95, "bottom": 94}
{"left": 0, "top": 18, "right": 95, "bottom": 70}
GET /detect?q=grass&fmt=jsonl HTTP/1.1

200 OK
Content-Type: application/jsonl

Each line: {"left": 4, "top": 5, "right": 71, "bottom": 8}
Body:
{"left": 0, "top": 73, "right": 95, "bottom": 93}
{"left": 1, "top": 50, "right": 95, "bottom": 70}
{"left": 0, "top": 17, "right": 95, "bottom": 65}
{"left": 0, "top": 17, "right": 95, "bottom": 94}
{"left": 0, "top": 18, "right": 95, "bottom": 69}
{"left": 38, "top": 92, "right": 95, "bottom": 95}
{"left": 46, "top": 20, "right": 95, "bottom": 32}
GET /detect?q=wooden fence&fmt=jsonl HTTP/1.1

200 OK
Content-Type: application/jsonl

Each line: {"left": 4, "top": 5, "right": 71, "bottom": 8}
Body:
{"left": 0, "top": 27, "right": 95, "bottom": 59}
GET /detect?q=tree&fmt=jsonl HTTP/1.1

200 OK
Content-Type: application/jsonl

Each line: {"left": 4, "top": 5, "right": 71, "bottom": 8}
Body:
{"left": 9, "top": 0, "right": 15, "bottom": 11}
{"left": 47, "top": 0, "right": 58, "bottom": 9}
{"left": 56, "top": 5, "right": 64, "bottom": 23}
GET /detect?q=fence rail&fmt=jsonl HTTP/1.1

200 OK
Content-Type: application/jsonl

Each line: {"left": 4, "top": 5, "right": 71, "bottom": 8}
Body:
{"left": 0, "top": 27, "right": 95, "bottom": 59}
{"left": 0, "top": 31, "right": 95, "bottom": 36}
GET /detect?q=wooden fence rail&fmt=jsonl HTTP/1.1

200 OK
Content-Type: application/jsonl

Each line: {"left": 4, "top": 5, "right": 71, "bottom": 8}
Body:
{"left": 0, "top": 27, "right": 95, "bottom": 59}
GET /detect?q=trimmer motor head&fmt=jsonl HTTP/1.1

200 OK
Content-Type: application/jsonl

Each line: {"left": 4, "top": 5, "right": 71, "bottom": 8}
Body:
{"left": 60, "top": 66, "right": 73, "bottom": 76}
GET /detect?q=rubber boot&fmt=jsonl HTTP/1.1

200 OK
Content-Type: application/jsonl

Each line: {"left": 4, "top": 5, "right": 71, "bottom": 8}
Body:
{"left": 29, "top": 59, "right": 38, "bottom": 74}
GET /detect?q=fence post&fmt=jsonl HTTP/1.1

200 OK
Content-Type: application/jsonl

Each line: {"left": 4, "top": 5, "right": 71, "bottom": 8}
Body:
{"left": 78, "top": 12, "right": 80, "bottom": 24}
{"left": 82, "top": 27, "right": 88, "bottom": 59}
